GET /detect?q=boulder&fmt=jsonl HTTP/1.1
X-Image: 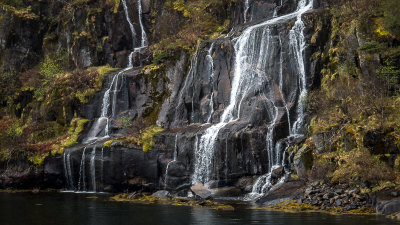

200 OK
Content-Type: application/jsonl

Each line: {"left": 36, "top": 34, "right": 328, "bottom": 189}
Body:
{"left": 376, "top": 199, "right": 400, "bottom": 215}
{"left": 256, "top": 180, "right": 306, "bottom": 205}
{"left": 271, "top": 166, "right": 284, "bottom": 180}
{"left": 190, "top": 184, "right": 212, "bottom": 199}
{"left": 335, "top": 199, "right": 343, "bottom": 207}
{"left": 235, "top": 177, "right": 254, "bottom": 192}
{"left": 152, "top": 190, "right": 170, "bottom": 199}
{"left": 323, "top": 192, "right": 334, "bottom": 200}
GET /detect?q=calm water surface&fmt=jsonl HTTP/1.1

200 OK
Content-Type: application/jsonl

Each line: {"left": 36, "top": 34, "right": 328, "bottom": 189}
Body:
{"left": 0, "top": 192, "right": 397, "bottom": 225}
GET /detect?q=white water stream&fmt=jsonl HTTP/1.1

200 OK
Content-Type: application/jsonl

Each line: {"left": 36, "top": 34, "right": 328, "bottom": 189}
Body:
{"left": 191, "top": 0, "right": 313, "bottom": 192}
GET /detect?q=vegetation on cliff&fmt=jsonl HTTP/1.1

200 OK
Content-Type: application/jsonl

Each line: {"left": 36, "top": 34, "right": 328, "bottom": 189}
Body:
{"left": 300, "top": 0, "right": 400, "bottom": 192}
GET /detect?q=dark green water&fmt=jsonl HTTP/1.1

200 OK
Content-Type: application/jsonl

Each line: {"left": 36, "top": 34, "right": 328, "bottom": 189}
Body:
{"left": 0, "top": 192, "right": 397, "bottom": 225}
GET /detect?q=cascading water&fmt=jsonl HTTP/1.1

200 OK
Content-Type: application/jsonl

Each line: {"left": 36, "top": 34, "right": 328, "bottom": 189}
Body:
{"left": 122, "top": 0, "right": 137, "bottom": 48}
{"left": 206, "top": 43, "right": 215, "bottom": 123}
{"left": 164, "top": 134, "right": 178, "bottom": 189}
{"left": 90, "top": 147, "right": 96, "bottom": 192}
{"left": 244, "top": 0, "right": 250, "bottom": 23}
{"left": 77, "top": 147, "right": 87, "bottom": 192}
{"left": 101, "top": 147, "right": 104, "bottom": 191}
{"left": 249, "top": 0, "right": 313, "bottom": 197}
{"left": 84, "top": 0, "right": 147, "bottom": 143}
{"left": 136, "top": 0, "right": 147, "bottom": 48}
{"left": 63, "top": 149, "right": 74, "bottom": 190}
{"left": 191, "top": 0, "right": 313, "bottom": 191}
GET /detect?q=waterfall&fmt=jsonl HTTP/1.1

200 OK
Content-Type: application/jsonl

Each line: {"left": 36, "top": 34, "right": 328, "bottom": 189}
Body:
{"left": 289, "top": 2, "right": 308, "bottom": 136}
{"left": 164, "top": 134, "right": 178, "bottom": 189}
{"left": 63, "top": 149, "right": 74, "bottom": 190}
{"left": 90, "top": 147, "right": 96, "bottom": 192}
{"left": 84, "top": 0, "right": 146, "bottom": 144}
{"left": 78, "top": 147, "right": 87, "bottom": 192}
{"left": 101, "top": 147, "right": 104, "bottom": 191}
{"left": 249, "top": 0, "right": 313, "bottom": 196}
{"left": 136, "top": 0, "right": 147, "bottom": 48}
{"left": 191, "top": 0, "right": 313, "bottom": 190}
{"left": 244, "top": 0, "right": 250, "bottom": 23}
{"left": 121, "top": 0, "right": 137, "bottom": 48}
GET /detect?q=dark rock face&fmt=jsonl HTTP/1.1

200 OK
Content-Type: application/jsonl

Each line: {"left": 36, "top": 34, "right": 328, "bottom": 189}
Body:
{"left": 62, "top": 144, "right": 159, "bottom": 192}
{"left": 376, "top": 199, "right": 400, "bottom": 215}
{"left": 0, "top": 154, "right": 64, "bottom": 189}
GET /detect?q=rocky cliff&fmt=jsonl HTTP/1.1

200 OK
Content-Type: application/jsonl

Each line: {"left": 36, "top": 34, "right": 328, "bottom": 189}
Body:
{"left": 0, "top": 0, "right": 399, "bottom": 214}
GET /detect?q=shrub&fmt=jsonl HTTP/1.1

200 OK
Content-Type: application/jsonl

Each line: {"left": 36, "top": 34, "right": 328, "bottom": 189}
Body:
{"left": 62, "top": 118, "right": 89, "bottom": 147}
{"left": 39, "top": 56, "right": 65, "bottom": 81}
{"left": 310, "top": 157, "right": 336, "bottom": 182}
{"left": 358, "top": 41, "right": 385, "bottom": 54}
{"left": 382, "top": 0, "right": 400, "bottom": 38}
{"left": 332, "top": 149, "right": 396, "bottom": 184}
{"left": 139, "top": 126, "right": 164, "bottom": 152}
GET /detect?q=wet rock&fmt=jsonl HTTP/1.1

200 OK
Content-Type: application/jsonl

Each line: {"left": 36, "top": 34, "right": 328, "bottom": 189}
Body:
{"left": 349, "top": 188, "right": 360, "bottom": 195}
{"left": 335, "top": 199, "right": 343, "bottom": 207}
{"left": 190, "top": 184, "right": 212, "bottom": 199}
{"left": 392, "top": 192, "right": 398, "bottom": 197}
{"left": 235, "top": 177, "right": 254, "bottom": 192}
{"left": 257, "top": 180, "right": 306, "bottom": 205}
{"left": 271, "top": 166, "right": 284, "bottom": 180}
{"left": 335, "top": 189, "right": 343, "bottom": 195}
{"left": 376, "top": 199, "right": 400, "bottom": 215}
{"left": 323, "top": 192, "right": 334, "bottom": 200}
{"left": 128, "top": 192, "right": 141, "bottom": 199}
{"left": 152, "top": 190, "right": 170, "bottom": 199}
{"left": 305, "top": 187, "right": 315, "bottom": 196}
{"left": 311, "top": 181, "right": 320, "bottom": 187}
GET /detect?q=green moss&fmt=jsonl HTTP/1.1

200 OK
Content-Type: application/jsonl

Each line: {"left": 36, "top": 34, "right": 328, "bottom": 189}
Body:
{"left": 0, "top": 150, "right": 11, "bottom": 162}
{"left": 139, "top": 126, "right": 164, "bottom": 152}
{"left": 111, "top": 193, "right": 234, "bottom": 210}
{"left": 311, "top": 18, "right": 323, "bottom": 44}
{"left": 104, "top": 140, "right": 113, "bottom": 147}
{"left": 28, "top": 152, "right": 49, "bottom": 166}
{"left": 63, "top": 118, "right": 88, "bottom": 147}
{"left": 258, "top": 200, "right": 376, "bottom": 215}
{"left": 0, "top": 4, "right": 38, "bottom": 20}
{"left": 153, "top": 50, "right": 170, "bottom": 65}
{"left": 358, "top": 41, "right": 386, "bottom": 53}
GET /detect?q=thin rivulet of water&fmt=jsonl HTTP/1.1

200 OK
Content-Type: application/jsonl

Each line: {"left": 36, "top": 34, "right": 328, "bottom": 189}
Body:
{"left": 164, "top": 134, "right": 178, "bottom": 189}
